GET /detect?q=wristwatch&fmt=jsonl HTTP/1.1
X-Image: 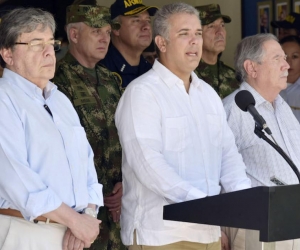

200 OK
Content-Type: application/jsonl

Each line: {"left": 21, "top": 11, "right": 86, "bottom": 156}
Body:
{"left": 81, "top": 207, "right": 97, "bottom": 218}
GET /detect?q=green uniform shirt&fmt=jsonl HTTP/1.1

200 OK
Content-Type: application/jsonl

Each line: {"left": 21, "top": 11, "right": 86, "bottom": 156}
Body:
{"left": 53, "top": 52, "right": 122, "bottom": 197}
{"left": 194, "top": 58, "right": 240, "bottom": 98}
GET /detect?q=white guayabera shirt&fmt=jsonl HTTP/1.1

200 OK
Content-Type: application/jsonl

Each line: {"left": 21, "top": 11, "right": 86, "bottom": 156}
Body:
{"left": 115, "top": 60, "right": 251, "bottom": 246}
{"left": 223, "top": 82, "right": 300, "bottom": 187}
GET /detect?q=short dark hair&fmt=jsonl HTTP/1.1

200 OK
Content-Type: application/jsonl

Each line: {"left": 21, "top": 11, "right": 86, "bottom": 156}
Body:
{"left": 279, "top": 35, "right": 300, "bottom": 46}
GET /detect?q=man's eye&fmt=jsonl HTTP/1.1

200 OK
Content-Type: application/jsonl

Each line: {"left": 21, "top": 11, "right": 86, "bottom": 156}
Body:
{"left": 32, "top": 43, "right": 43, "bottom": 48}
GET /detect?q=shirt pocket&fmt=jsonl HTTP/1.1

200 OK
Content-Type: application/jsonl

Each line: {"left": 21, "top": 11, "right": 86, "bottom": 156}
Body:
{"left": 164, "top": 116, "right": 189, "bottom": 151}
{"left": 206, "top": 114, "right": 222, "bottom": 148}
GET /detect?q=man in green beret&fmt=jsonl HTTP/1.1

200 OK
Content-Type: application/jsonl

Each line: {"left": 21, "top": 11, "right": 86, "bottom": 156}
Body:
{"left": 53, "top": 4, "right": 125, "bottom": 250}
{"left": 195, "top": 4, "right": 239, "bottom": 99}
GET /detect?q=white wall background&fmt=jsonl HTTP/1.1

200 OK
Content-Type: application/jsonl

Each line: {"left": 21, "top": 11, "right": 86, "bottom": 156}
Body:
{"left": 96, "top": 0, "right": 241, "bottom": 67}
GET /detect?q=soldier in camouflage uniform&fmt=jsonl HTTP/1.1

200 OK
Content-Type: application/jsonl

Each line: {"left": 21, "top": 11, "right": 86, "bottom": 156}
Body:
{"left": 195, "top": 4, "right": 239, "bottom": 98}
{"left": 53, "top": 5, "right": 126, "bottom": 250}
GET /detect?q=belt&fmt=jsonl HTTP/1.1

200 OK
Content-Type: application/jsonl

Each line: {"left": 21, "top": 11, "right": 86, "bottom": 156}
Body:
{"left": 0, "top": 208, "right": 58, "bottom": 224}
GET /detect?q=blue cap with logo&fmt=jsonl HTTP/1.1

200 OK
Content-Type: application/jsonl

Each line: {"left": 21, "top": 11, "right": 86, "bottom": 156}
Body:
{"left": 110, "top": 0, "right": 158, "bottom": 20}
{"left": 271, "top": 12, "right": 300, "bottom": 30}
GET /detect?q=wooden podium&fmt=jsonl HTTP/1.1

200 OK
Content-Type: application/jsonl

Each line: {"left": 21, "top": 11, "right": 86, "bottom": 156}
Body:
{"left": 163, "top": 184, "right": 300, "bottom": 243}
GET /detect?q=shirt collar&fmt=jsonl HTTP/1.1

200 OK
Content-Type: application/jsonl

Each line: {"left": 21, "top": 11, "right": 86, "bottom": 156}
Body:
{"left": 241, "top": 81, "right": 284, "bottom": 108}
{"left": 152, "top": 59, "right": 202, "bottom": 90}
{"left": 2, "top": 68, "right": 57, "bottom": 101}
{"left": 191, "top": 71, "right": 202, "bottom": 90}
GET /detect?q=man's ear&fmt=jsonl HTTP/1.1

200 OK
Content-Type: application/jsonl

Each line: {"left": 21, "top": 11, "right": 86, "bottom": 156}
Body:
{"left": 154, "top": 35, "right": 167, "bottom": 53}
{"left": 111, "top": 28, "right": 120, "bottom": 37}
{"left": 69, "top": 27, "right": 79, "bottom": 43}
{"left": 0, "top": 48, "right": 13, "bottom": 66}
{"left": 244, "top": 59, "right": 258, "bottom": 79}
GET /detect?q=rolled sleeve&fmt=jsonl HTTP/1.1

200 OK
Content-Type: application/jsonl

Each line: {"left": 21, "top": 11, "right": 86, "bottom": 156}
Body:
{"left": 26, "top": 188, "right": 62, "bottom": 220}
{"left": 86, "top": 144, "right": 104, "bottom": 209}
{"left": 88, "top": 183, "right": 104, "bottom": 210}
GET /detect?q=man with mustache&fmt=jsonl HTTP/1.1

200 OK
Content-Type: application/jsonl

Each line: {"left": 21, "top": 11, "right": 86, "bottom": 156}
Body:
{"left": 115, "top": 3, "right": 251, "bottom": 249}
{"left": 223, "top": 33, "right": 300, "bottom": 250}
{"left": 53, "top": 4, "right": 126, "bottom": 250}
{"left": 195, "top": 4, "right": 239, "bottom": 98}
{"left": 100, "top": 0, "right": 158, "bottom": 90}
{"left": 0, "top": 8, "right": 103, "bottom": 250}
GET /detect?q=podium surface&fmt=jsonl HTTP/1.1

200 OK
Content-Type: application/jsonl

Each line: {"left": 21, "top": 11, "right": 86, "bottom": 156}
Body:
{"left": 163, "top": 185, "right": 300, "bottom": 242}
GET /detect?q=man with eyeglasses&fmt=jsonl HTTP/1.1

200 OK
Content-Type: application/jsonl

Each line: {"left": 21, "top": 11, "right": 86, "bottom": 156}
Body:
{"left": 53, "top": 4, "right": 125, "bottom": 250}
{"left": 0, "top": 8, "right": 103, "bottom": 250}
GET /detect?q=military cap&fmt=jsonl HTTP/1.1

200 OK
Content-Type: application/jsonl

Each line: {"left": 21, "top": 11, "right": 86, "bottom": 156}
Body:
{"left": 271, "top": 12, "right": 300, "bottom": 31}
{"left": 72, "top": 0, "right": 96, "bottom": 4}
{"left": 110, "top": 0, "right": 158, "bottom": 20}
{"left": 195, "top": 4, "right": 231, "bottom": 25}
{"left": 66, "top": 5, "right": 114, "bottom": 28}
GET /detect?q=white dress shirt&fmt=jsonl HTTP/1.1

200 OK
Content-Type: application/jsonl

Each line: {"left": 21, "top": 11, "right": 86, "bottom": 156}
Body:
{"left": 115, "top": 60, "right": 251, "bottom": 246}
{"left": 280, "top": 77, "right": 300, "bottom": 123}
{"left": 223, "top": 82, "right": 300, "bottom": 187}
{"left": 0, "top": 69, "right": 103, "bottom": 221}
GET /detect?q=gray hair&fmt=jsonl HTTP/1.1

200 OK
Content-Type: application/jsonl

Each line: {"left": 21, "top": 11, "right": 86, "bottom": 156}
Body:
{"left": 235, "top": 33, "right": 278, "bottom": 82}
{"left": 65, "top": 22, "right": 82, "bottom": 43}
{"left": 0, "top": 8, "right": 56, "bottom": 67}
{"left": 153, "top": 2, "right": 200, "bottom": 41}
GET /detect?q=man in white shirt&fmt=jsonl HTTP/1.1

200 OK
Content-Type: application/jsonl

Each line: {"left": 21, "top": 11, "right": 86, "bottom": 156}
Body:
{"left": 115, "top": 3, "right": 251, "bottom": 250}
{"left": 223, "top": 33, "right": 300, "bottom": 250}
{"left": 0, "top": 8, "right": 103, "bottom": 250}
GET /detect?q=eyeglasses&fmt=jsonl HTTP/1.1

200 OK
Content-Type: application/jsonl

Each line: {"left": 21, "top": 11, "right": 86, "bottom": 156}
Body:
{"left": 14, "top": 40, "right": 61, "bottom": 52}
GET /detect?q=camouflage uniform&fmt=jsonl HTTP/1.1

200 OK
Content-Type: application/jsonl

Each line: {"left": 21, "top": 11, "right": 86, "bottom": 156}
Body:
{"left": 53, "top": 5, "right": 125, "bottom": 250}
{"left": 194, "top": 59, "right": 239, "bottom": 99}
{"left": 195, "top": 4, "right": 239, "bottom": 98}
{"left": 54, "top": 51, "right": 125, "bottom": 250}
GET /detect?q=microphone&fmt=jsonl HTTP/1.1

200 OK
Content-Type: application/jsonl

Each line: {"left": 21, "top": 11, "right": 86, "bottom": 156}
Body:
{"left": 235, "top": 90, "right": 300, "bottom": 183}
{"left": 235, "top": 90, "right": 272, "bottom": 135}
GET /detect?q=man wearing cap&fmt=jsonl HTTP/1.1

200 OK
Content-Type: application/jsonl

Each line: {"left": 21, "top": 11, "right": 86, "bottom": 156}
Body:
{"left": 194, "top": 4, "right": 239, "bottom": 99}
{"left": 271, "top": 12, "right": 300, "bottom": 40}
{"left": 99, "top": 0, "right": 158, "bottom": 89}
{"left": 53, "top": 4, "right": 125, "bottom": 250}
